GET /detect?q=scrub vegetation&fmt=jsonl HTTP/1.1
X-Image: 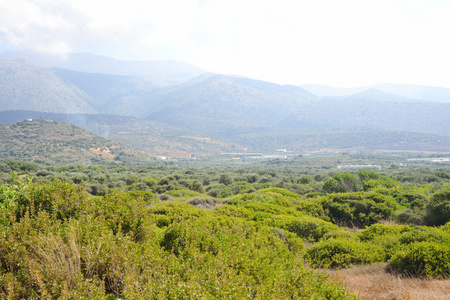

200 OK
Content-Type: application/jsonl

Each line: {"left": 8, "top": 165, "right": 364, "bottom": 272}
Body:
{"left": 0, "top": 158, "right": 449, "bottom": 299}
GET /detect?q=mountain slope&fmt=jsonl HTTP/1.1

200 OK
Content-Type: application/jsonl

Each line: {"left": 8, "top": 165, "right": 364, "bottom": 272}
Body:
{"left": 301, "top": 83, "right": 450, "bottom": 103}
{"left": 0, "top": 59, "right": 163, "bottom": 117}
{"left": 53, "top": 68, "right": 160, "bottom": 115}
{"left": 0, "top": 60, "right": 97, "bottom": 114}
{"left": 282, "top": 98, "right": 450, "bottom": 137}
{"left": 346, "top": 89, "right": 414, "bottom": 102}
{"left": 0, "top": 119, "right": 148, "bottom": 164}
{"left": 0, "top": 111, "right": 246, "bottom": 157}
{"left": 0, "top": 52, "right": 449, "bottom": 154}
{"left": 0, "top": 51, "right": 206, "bottom": 86}
{"left": 145, "top": 74, "right": 317, "bottom": 136}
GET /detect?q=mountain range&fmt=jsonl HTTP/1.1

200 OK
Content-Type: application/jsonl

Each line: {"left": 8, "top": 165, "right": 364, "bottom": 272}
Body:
{"left": 1, "top": 51, "right": 450, "bottom": 157}
{"left": 301, "top": 83, "right": 450, "bottom": 103}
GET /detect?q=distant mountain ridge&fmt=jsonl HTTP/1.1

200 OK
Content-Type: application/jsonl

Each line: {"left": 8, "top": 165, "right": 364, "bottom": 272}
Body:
{"left": 1, "top": 51, "right": 450, "bottom": 154}
{"left": 345, "top": 89, "right": 414, "bottom": 102}
{"left": 0, "top": 60, "right": 96, "bottom": 114}
{"left": 0, "top": 51, "right": 207, "bottom": 86}
{"left": 301, "top": 83, "right": 450, "bottom": 103}
{"left": 145, "top": 74, "right": 317, "bottom": 135}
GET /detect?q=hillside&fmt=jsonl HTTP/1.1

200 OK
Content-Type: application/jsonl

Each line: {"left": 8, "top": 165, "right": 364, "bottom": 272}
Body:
{"left": 145, "top": 74, "right": 317, "bottom": 135}
{"left": 0, "top": 60, "right": 96, "bottom": 114}
{"left": 53, "top": 68, "right": 160, "bottom": 115}
{"left": 0, "top": 111, "right": 246, "bottom": 157}
{"left": 0, "top": 119, "right": 149, "bottom": 164}
{"left": 1, "top": 53, "right": 450, "bottom": 154}
{"left": 0, "top": 51, "right": 206, "bottom": 86}
{"left": 345, "top": 89, "right": 414, "bottom": 102}
{"left": 301, "top": 83, "right": 450, "bottom": 103}
{"left": 282, "top": 98, "right": 450, "bottom": 137}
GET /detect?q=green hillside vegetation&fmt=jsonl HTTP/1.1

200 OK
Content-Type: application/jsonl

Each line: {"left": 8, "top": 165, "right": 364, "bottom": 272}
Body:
{"left": 0, "top": 120, "right": 149, "bottom": 165}
{"left": 233, "top": 128, "right": 450, "bottom": 152}
{"left": 283, "top": 98, "right": 450, "bottom": 138}
{"left": 0, "top": 161, "right": 449, "bottom": 298}
{"left": 0, "top": 112, "right": 246, "bottom": 157}
{"left": 2, "top": 111, "right": 450, "bottom": 155}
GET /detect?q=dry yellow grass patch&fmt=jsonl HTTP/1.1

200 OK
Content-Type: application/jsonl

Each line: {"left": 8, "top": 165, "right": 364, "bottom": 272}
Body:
{"left": 325, "top": 263, "right": 450, "bottom": 300}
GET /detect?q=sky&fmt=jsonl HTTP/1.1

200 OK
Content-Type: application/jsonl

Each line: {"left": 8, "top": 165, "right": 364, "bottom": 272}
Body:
{"left": 1, "top": 0, "right": 450, "bottom": 88}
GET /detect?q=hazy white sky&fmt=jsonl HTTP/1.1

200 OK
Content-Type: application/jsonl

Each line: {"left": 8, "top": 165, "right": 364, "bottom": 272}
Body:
{"left": 1, "top": 0, "right": 450, "bottom": 88}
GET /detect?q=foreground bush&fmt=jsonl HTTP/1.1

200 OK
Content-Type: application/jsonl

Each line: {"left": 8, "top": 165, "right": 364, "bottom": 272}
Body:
{"left": 0, "top": 178, "right": 357, "bottom": 299}
{"left": 389, "top": 241, "right": 450, "bottom": 278}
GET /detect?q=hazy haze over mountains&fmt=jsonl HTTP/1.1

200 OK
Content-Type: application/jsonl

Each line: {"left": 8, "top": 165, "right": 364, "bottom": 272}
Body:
{"left": 0, "top": 60, "right": 96, "bottom": 114}
{"left": 0, "top": 51, "right": 206, "bottom": 87}
{"left": 301, "top": 84, "right": 450, "bottom": 103}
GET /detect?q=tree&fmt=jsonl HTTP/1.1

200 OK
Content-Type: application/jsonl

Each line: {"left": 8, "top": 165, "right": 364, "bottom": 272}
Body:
{"left": 219, "top": 174, "right": 232, "bottom": 185}
{"left": 425, "top": 187, "right": 450, "bottom": 226}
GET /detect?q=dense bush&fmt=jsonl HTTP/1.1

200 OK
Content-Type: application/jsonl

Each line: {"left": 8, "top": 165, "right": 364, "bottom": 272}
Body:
{"left": 0, "top": 178, "right": 358, "bottom": 299}
{"left": 389, "top": 241, "right": 450, "bottom": 278}
{"left": 305, "top": 238, "right": 384, "bottom": 269}
{"left": 319, "top": 192, "right": 403, "bottom": 227}
{"left": 323, "top": 173, "right": 361, "bottom": 193}
{"left": 270, "top": 215, "right": 338, "bottom": 242}
{"left": 395, "top": 208, "right": 424, "bottom": 225}
{"left": 357, "top": 224, "right": 414, "bottom": 242}
{"left": 2, "top": 162, "right": 450, "bottom": 294}
{"left": 424, "top": 187, "right": 450, "bottom": 226}
{"left": 321, "top": 229, "right": 358, "bottom": 241}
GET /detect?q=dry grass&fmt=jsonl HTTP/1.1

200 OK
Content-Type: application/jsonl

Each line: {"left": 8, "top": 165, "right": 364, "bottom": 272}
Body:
{"left": 325, "top": 263, "right": 450, "bottom": 300}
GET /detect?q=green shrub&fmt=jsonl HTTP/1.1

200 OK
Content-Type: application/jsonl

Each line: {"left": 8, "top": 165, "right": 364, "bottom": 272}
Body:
{"left": 440, "top": 221, "right": 450, "bottom": 233}
{"left": 0, "top": 178, "right": 88, "bottom": 223}
{"left": 148, "top": 201, "right": 206, "bottom": 226}
{"left": 218, "top": 174, "right": 233, "bottom": 185}
{"left": 259, "top": 187, "right": 300, "bottom": 200}
{"left": 425, "top": 187, "right": 450, "bottom": 226}
{"left": 142, "top": 177, "right": 159, "bottom": 187}
{"left": 358, "top": 224, "right": 450, "bottom": 261}
{"left": 323, "top": 173, "right": 361, "bottom": 193}
{"left": 397, "top": 228, "right": 450, "bottom": 245}
{"left": 389, "top": 241, "right": 450, "bottom": 278}
{"left": 270, "top": 215, "right": 338, "bottom": 242}
{"left": 391, "top": 189, "right": 428, "bottom": 209}
{"left": 127, "top": 190, "right": 156, "bottom": 202}
{"left": 320, "top": 192, "right": 403, "bottom": 227}
{"left": 166, "top": 188, "right": 206, "bottom": 199}
{"left": 395, "top": 208, "right": 424, "bottom": 225}
{"left": 321, "top": 229, "right": 357, "bottom": 241}
{"left": 243, "top": 202, "right": 299, "bottom": 218}
{"left": 213, "top": 205, "right": 254, "bottom": 219}
{"left": 305, "top": 238, "right": 384, "bottom": 269}
{"left": 358, "top": 224, "right": 414, "bottom": 242}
